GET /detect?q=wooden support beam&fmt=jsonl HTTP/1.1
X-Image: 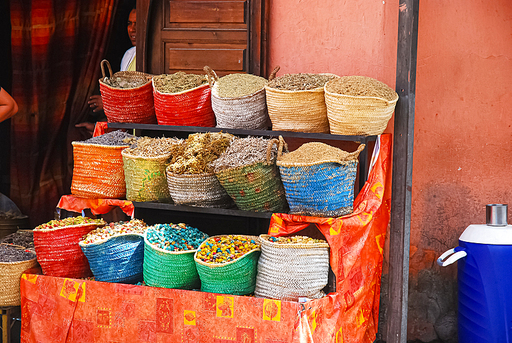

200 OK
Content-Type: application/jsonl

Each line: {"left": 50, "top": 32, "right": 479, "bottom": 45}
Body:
{"left": 386, "top": 0, "right": 419, "bottom": 342}
{"left": 136, "top": 0, "right": 152, "bottom": 73}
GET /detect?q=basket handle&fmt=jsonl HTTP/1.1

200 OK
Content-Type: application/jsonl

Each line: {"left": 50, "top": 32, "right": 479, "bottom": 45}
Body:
{"left": 265, "top": 138, "right": 280, "bottom": 165}
{"left": 203, "top": 66, "right": 219, "bottom": 88}
{"left": 100, "top": 59, "right": 113, "bottom": 80}
{"left": 277, "top": 135, "right": 288, "bottom": 159}
{"left": 268, "top": 66, "right": 280, "bottom": 82}
{"left": 348, "top": 144, "right": 366, "bottom": 159}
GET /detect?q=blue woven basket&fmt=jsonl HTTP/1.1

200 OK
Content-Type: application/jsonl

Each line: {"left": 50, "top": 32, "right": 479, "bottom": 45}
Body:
{"left": 79, "top": 234, "right": 144, "bottom": 284}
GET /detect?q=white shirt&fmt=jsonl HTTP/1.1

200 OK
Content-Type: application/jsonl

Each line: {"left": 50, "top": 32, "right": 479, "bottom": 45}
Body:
{"left": 120, "top": 46, "right": 136, "bottom": 71}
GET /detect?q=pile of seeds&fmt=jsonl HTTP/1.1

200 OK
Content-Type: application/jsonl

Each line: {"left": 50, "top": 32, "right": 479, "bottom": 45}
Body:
{"left": 267, "top": 73, "right": 337, "bottom": 91}
{"left": 0, "top": 230, "right": 34, "bottom": 249}
{"left": 80, "top": 219, "right": 148, "bottom": 245}
{"left": 123, "top": 136, "right": 181, "bottom": 157}
{"left": 215, "top": 74, "right": 267, "bottom": 98}
{"left": 211, "top": 137, "right": 277, "bottom": 173}
{"left": 325, "top": 76, "right": 398, "bottom": 101}
{"left": 153, "top": 72, "right": 207, "bottom": 94}
{"left": 103, "top": 76, "right": 149, "bottom": 89}
{"left": 35, "top": 216, "right": 106, "bottom": 231}
{"left": 167, "top": 132, "right": 234, "bottom": 174}
{"left": 278, "top": 142, "right": 360, "bottom": 165}
{"left": 0, "top": 210, "right": 25, "bottom": 219}
{"left": 265, "top": 235, "right": 326, "bottom": 244}
{"left": 0, "top": 244, "right": 36, "bottom": 262}
{"left": 81, "top": 130, "right": 135, "bottom": 146}
{"left": 146, "top": 223, "right": 209, "bottom": 252}
{"left": 195, "top": 235, "right": 260, "bottom": 263}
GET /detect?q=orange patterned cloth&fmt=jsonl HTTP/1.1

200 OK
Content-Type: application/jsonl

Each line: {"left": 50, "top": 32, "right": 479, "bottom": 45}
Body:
{"left": 57, "top": 195, "right": 134, "bottom": 217}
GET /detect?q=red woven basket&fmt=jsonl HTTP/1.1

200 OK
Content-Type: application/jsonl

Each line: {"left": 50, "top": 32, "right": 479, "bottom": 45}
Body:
{"left": 153, "top": 80, "right": 215, "bottom": 127}
{"left": 33, "top": 222, "right": 105, "bottom": 278}
{"left": 98, "top": 60, "right": 156, "bottom": 124}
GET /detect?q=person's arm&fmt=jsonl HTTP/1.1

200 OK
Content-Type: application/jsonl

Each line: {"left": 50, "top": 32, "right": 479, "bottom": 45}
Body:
{"left": 0, "top": 87, "right": 18, "bottom": 122}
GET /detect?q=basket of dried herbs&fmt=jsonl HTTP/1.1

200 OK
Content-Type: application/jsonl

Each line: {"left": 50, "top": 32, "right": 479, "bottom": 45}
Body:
{"left": 166, "top": 132, "right": 235, "bottom": 208}
{"left": 152, "top": 72, "right": 215, "bottom": 127}
{"left": 0, "top": 243, "right": 38, "bottom": 306}
{"left": 98, "top": 59, "right": 156, "bottom": 124}
{"left": 265, "top": 66, "right": 338, "bottom": 133}
{"left": 324, "top": 76, "right": 399, "bottom": 135}
{"left": 204, "top": 66, "right": 269, "bottom": 130}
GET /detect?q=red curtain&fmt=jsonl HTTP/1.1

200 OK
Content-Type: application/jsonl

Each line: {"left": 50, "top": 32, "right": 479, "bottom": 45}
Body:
{"left": 10, "top": 0, "right": 117, "bottom": 227}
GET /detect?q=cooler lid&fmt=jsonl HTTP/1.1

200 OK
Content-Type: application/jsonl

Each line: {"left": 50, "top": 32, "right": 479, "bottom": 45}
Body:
{"left": 459, "top": 224, "right": 512, "bottom": 245}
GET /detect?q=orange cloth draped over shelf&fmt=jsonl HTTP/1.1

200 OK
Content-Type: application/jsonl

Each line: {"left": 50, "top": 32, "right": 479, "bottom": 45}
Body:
{"left": 57, "top": 195, "right": 134, "bottom": 217}
{"left": 92, "top": 121, "right": 113, "bottom": 137}
{"left": 20, "top": 134, "right": 391, "bottom": 343}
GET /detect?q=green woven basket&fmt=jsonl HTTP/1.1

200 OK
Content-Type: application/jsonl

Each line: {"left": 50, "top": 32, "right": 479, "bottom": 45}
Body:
{"left": 194, "top": 235, "right": 261, "bottom": 295}
{"left": 143, "top": 235, "right": 200, "bottom": 289}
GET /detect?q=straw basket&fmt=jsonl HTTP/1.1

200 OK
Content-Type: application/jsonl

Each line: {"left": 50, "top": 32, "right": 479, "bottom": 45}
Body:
{"left": 98, "top": 60, "right": 156, "bottom": 124}
{"left": 122, "top": 150, "right": 172, "bottom": 202}
{"left": 80, "top": 234, "right": 144, "bottom": 283}
{"left": 194, "top": 235, "right": 261, "bottom": 295}
{"left": 215, "top": 138, "right": 288, "bottom": 212}
{"left": 0, "top": 244, "right": 38, "bottom": 306}
{"left": 34, "top": 222, "right": 105, "bottom": 278}
{"left": 71, "top": 142, "right": 127, "bottom": 199}
{"left": 255, "top": 235, "right": 330, "bottom": 301}
{"left": 204, "top": 66, "right": 269, "bottom": 130}
{"left": 276, "top": 138, "right": 365, "bottom": 217}
{"left": 265, "top": 67, "right": 332, "bottom": 133}
{"left": 153, "top": 76, "right": 215, "bottom": 127}
{"left": 324, "top": 81, "right": 399, "bottom": 135}
{"left": 166, "top": 170, "right": 233, "bottom": 208}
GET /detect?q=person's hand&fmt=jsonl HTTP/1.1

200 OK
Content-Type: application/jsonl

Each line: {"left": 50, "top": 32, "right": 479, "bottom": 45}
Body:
{"left": 88, "top": 95, "right": 104, "bottom": 112}
{"left": 75, "top": 122, "right": 95, "bottom": 135}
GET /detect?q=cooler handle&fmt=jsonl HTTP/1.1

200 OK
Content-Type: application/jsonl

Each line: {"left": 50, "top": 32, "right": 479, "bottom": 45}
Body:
{"left": 437, "top": 247, "right": 467, "bottom": 267}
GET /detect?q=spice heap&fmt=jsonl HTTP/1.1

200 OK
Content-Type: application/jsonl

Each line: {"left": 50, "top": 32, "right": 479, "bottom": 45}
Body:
{"left": 265, "top": 235, "right": 326, "bottom": 244}
{"left": 81, "top": 130, "right": 135, "bottom": 146}
{"left": 211, "top": 137, "right": 277, "bottom": 173}
{"left": 153, "top": 72, "right": 207, "bottom": 94}
{"left": 0, "top": 244, "right": 36, "bottom": 262}
{"left": 80, "top": 219, "right": 148, "bottom": 245}
{"left": 278, "top": 142, "right": 360, "bottom": 165}
{"left": 167, "top": 132, "right": 234, "bottom": 174}
{"left": 215, "top": 74, "right": 267, "bottom": 98}
{"left": 196, "top": 235, "right": 260, "bottom": 263}
{"left": 0, "top": 210, "right": 25, "bottom": 220}
{"left": 123, "top": 136, "right": 181, "bottom": 157}
{"left": 35, "top": 216, "right": 105, "bottom": 231}
{"left": 0, "top": 230, "right": 34, "bottom": 249}
{"left": 145, "top": 223, "right": 209, "bottom": 252}
{"left": 103, "top": 76, "right": 149, "bottom": 89}
{"left": 268, "top": 73, "right": 337, "bottom": 91}
{"left": 325, "top": 75, "right": 398, "bottom": 101}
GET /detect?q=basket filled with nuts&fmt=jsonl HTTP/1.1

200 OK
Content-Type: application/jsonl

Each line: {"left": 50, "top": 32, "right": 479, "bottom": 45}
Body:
{"left": 0, "top": 243, "right": 38, "bottom": 306}
{"left": 98, "top": 59, "right": 156, "bottom": 124}
{"left": 79, "top": 219, "right": 148, "bottom": 284}
{"left": 194, "top": 235, "right": 261, "bottom": 295}
{"left": 152, "top": 72, "right": 215, "bottom": 127}
{"left": 204, "top": 66, "right": 269, "bottom": 130}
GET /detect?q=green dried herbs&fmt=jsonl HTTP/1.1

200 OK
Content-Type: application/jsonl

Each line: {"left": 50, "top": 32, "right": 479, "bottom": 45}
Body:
{"left": 153, "top": 72, "right": 207, "bottom": 94}
{"left": 267, "top": 73, "right": 337, "bottom": 91}
{"left": 215, "top": 74, "right": 267, "bottom": 98}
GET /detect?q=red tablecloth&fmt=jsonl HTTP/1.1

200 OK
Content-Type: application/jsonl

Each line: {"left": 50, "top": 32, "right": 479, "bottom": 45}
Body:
{"left": 57, "top": 195, "right": 134, "bottom": 217}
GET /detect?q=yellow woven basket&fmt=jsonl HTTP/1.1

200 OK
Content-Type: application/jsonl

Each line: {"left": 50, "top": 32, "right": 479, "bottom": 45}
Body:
{"left": 0, "top": 244, "right": 38, "bottom": 306}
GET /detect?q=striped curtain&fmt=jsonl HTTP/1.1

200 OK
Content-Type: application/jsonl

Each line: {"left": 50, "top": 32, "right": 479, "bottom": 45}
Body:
{"left": 10, "top": 0, "right": 117, "bottom": 227}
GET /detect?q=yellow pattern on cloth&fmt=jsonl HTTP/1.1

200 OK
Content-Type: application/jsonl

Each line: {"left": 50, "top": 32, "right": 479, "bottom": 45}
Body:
{"left": 127, "top": 55, "right": 136, "bottom": 71}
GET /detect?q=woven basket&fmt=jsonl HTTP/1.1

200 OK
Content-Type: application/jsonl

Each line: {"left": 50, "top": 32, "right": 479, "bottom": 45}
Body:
{"left": 276, "top": 138, "right": 365, "bottom": 217}
{"left": 98, "top": 60, "right": 156, "bottom": 124}
{"left": 122, "top": 150, "right": 172, "bottom": 202}
{"left": 71, "top": 142, "right": 127, "bottom": 199}
{"left": 153, "top": 76, "right": 215, "bottom": 127}
{"left": 265, "top": 67, "right": 332, "bottom": 133}
{"left": 166, "top": 170, "right": 234, "bottom": 208}
{"left": 204, "top": 66, "right": 269, "bottom": 130}
{"left": 324, "top": 81, "right": 399, "bottom": 136}
{"left": 34, "top": 222, "right": 105, "bottom": 278}
{"left": 143, "top": 235, "right": 200, "bottom": 289}
{"left": 255, "top": 235, "right": 330, "bottom": 301}
{"left": 79, "top": 234, "right": 144, "bottom": 283}
{"left": 194, "top": 235, "right": 261, "bottom": 295}
{"left": 0, "top": 244, "right": 38, "bottom": 306}
{"left": 215, "top": 138, "right": 288, "bottom": 212}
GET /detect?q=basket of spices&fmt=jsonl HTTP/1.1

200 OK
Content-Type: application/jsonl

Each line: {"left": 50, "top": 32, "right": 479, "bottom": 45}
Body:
{"left": 166, "top": 132, "right": 234, "bottom": 208}
{"left": 276, "top": 137, "right": 365, "bottom": 217}
{"left": 153, "top": 72, "right": 215, "bottom": 127}
{"left": 204, "top": 66, "right": 269, "bottom": 130}
{"left": 122, "top": 136, "right": 180, "bottom": 202}
{"left": 71, "top": 130, "right": 134, "bottom": 199}
{"left": 324, "top": 75, "right": 399, "bottom": 135}
{"left": 143, "top": 223, "right": 208, "bottom": 289}
{"left": 194, "top": 235, "right": 261, "bottom": 295}
{"left": 79, "top": 219, "right": 148, "bottom": 283}
{"left": 0, "top": 243, "right": 38, "bottom": 306}
{"left": 265, "top": 66, "right": 338, "bottom": 133}
{"left": 212, "top": 136, "right": 288, "bottom": 212}
{"left": 98, "top": 59, "right": 156, "bottom": 124}
{"left": 255, "top": 235, "right": 330, "bottom": 301}
{"left": 34, "top": 217, "right": 105, "bottom": 278}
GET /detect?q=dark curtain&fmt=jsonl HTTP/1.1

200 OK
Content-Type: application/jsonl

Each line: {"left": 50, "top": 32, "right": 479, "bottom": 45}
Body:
{"left": 10, "top": 0, "right": 118, "bottom": 227}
